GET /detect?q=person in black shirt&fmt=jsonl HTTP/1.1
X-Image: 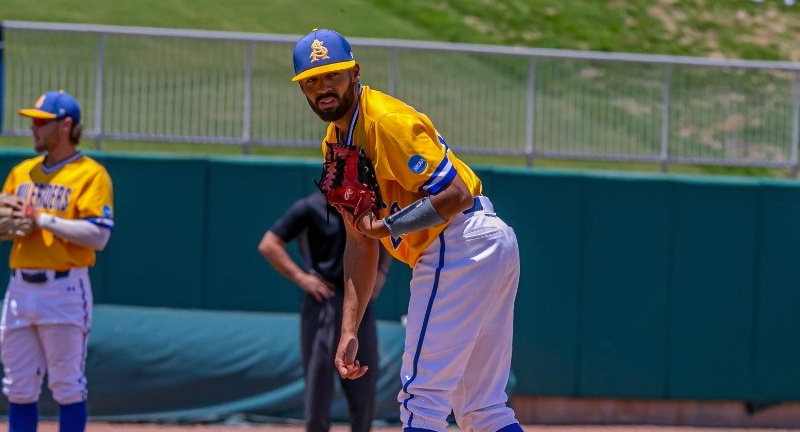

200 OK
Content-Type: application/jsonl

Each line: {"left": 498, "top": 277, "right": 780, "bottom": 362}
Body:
{"left": 258, "top": 191, "right": 391, "bottom": 432}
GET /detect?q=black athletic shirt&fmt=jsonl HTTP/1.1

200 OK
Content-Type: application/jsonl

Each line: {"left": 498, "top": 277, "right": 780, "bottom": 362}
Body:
{"left": 269, "top": 191, "right": 346, "bottom": 291}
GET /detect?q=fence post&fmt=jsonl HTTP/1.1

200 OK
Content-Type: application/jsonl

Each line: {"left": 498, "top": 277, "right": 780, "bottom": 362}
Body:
{"left": 525, "top": 57, "right": 536, "bottom": 168}
{"left": 242, "top": 40, "right": 254, "bottom": 155}
{"left": 790, "top": 71, "right": 800, "bottom": 178}
{"left": 389, "top": 47, "right": 398, "bottom": 96}
{"left": 93, "top": 33, "right": 105, "bottom": 151}
{"left": 660, "top": 64, "right": 672, "bottom": 173}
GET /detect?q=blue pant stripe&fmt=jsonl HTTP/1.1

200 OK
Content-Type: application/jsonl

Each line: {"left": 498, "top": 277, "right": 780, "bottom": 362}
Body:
{"left": 401, "top": 232, "right": 447, "bottom": 428}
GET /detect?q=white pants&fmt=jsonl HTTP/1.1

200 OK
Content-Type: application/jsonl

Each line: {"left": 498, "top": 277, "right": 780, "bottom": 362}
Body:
{"left": 0, "top": 267, "right": 92, "bottom": 404}
{"left": 398, "top": 198, "right": 521, "bottom": 432}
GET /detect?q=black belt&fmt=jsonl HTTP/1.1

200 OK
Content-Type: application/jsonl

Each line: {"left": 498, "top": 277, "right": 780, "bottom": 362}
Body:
{"left": 13, "top": 269, "right": 70, "bottom": 283}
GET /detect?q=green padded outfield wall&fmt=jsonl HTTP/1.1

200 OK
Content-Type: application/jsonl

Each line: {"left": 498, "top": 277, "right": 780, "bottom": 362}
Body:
{"left": 0, "top": 150, "right": 798, "bottom": 404}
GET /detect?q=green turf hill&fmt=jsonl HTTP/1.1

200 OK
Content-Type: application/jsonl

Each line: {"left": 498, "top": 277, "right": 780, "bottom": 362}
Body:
{"left": 1, "top": 0, "right": 798, "bottom": 61}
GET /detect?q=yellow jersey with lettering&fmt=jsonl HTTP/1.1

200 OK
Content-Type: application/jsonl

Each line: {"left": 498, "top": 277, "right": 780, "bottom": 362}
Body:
{"left": 321, "top": 85, "right": 482, "bottom": 266}
{"left": 2, "top": 152, "right": 114, "bottom": 270}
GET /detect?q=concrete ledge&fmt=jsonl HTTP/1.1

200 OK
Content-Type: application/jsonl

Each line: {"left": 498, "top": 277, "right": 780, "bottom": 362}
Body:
{"left": 511, "top": 396, "right": 800, "bottom": 429}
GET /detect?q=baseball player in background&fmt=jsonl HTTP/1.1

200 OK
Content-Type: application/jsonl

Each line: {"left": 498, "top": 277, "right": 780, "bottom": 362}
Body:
{"left": 1, "top": 90, "right": 114, "bottom": 432}
{"left": 258, "top": 190, "right": 391, "bottom": 432}
{"left": 291, "top": 29, "right": 524, "bottom": 432}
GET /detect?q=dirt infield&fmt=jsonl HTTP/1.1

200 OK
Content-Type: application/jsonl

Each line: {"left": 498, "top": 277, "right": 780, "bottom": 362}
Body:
{"left": 30, "top": 397, "right": 800, "bottom": 431}
{"left": 30, "top": 423, "right": 800, "bottom": 432}
{"left": 27, "top": 396, "right": 800, "bottom": 431}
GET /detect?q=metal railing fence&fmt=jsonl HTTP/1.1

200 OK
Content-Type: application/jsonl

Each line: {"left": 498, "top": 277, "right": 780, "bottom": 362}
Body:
{"left": 2, "top": 21, "right": 800, "bottom": 172}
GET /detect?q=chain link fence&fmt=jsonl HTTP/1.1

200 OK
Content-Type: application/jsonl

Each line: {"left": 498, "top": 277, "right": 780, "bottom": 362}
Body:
{"left": 2, "top": 21, "right": 800, "bottom": 171}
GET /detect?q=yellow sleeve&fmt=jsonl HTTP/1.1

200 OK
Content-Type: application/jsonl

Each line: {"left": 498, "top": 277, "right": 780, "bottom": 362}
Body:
{"left": 76, "top": 167, "right": 114, "bottom": 228}
{"left": 371, "top": 113, "right": 455, "bottom": 195}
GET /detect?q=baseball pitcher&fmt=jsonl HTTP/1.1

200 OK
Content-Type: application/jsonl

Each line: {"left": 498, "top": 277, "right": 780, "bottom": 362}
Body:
{"left": 293, "top": 29, "right": 523, "bottom": 432}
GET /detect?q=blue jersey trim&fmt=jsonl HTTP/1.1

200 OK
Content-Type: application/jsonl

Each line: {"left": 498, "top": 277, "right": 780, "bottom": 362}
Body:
{"left": 79, "top": 278, "right": 89, "bottom": 399}
{"left": 87, "top": 217, "right": 114, "bottom": 230}
{"left": 422, "top": 157, "right": 457, "bottom": 195}
{"left": 402, "top": 231, "right": 446, "bottom": 428}
{"left": 41, "top": 152, "right": 83, "bottom": 174}
{"left": 437, "top": 134, "right": 451, "bottom": 152}
{"left": 337, "top": 83, "right": 363, "bottom": 147}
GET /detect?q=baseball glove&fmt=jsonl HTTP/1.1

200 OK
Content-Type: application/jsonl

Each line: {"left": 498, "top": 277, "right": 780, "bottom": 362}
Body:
{"left": 315, "top": 142, "right": 384, "bottom": 225}
{"left": 0, "top": 193, "right": 34, "bottom": 241}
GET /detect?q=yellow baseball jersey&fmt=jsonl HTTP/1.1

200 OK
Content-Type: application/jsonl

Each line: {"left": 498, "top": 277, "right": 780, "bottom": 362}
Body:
{"left": 321, "top": 85, "right": 482, "bottom": 266}
{"left": 2, "top": 152, "right": 114, "bottom": 270}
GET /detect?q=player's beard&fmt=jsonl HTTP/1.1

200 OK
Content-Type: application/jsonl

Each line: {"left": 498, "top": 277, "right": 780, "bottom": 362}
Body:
{"left": 33, "top": 125, "right": 57, "bottom": 154}
{"left": 309, "top": 82, "right": 357, "bottom": 122}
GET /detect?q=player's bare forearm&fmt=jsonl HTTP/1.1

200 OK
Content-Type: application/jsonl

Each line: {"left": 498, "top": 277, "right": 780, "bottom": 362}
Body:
{"left": 335, "top": 225, "right": 379, "bottom": 379}
{"left": 429, "top": 174, "right": 474, "bottom": 217}
{"left": 342, "top": 224, "right": 380, "bottom": 331}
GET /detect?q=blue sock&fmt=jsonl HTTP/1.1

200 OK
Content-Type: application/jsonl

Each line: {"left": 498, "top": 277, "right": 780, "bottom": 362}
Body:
{"left": 404, "top": 428, "right": 437, "bottom": 432}
{"left": 8, "top": 402, "right": 38, "bottom": 432}
{"left": 496, "top": 423, "right": 524, "bottom": 432}
{"left": 59, "top": 401, "right": 88, "bottom": 432}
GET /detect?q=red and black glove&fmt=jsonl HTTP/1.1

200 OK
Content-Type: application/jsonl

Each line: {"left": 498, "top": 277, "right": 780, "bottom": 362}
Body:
{"left": 315, "top": 142, "right": 384, "bottom": 225}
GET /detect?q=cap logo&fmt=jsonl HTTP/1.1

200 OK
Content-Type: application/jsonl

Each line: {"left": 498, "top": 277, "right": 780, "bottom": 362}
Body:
{"left": 34, "top": 95, "right": 46, "bottom": 109}
{"left": 309, "top": 39, "right": 330, "bottom": 64}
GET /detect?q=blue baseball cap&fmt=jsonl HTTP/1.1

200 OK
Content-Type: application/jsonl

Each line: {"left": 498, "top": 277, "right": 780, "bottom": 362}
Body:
{"left": 292, "top": 29, "right": 356, "bottom": 82}
{"left": 18, "top": 90, "right": 81, "bottom": 125}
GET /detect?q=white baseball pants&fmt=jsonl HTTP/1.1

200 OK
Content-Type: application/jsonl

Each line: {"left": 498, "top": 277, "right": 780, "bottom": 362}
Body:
{"left": 1, "top": 267, "right": 92, "bottom": 405}
{"left": 398, "top": 197, "right": 521, "bottom": 432}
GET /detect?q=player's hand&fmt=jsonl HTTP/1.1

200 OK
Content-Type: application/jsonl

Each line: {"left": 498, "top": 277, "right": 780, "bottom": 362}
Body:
{"left": 335, "top": 335, "right": 368, "bottom": 379}
{"left": 298, "top": 272, "right": 335, "bottom": 302}
{"left": 6, "top": 198, "right": 37, "bottom": 228}
{"left": 341, "top": 211, "right": 388, "bottom": 239}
